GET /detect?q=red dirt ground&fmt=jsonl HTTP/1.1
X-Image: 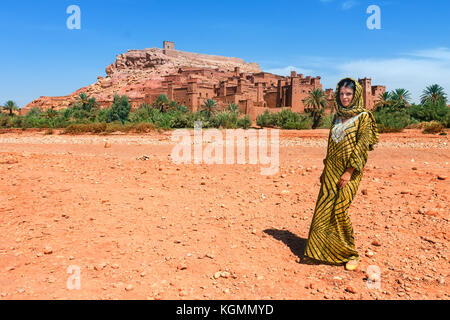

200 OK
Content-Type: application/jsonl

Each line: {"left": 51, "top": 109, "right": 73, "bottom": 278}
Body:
{"left": 0, "top": 128, "right": 448, "bottom": 300}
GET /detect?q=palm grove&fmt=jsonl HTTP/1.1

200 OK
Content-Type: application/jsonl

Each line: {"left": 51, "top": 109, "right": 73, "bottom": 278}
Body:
{"left": 1, "top": 84, "right": 449, "bottom": 134}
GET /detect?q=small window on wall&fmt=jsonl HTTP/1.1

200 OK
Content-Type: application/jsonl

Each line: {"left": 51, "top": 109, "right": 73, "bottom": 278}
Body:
{"left": 206, "top": 93, "right": 209, "bottom": 98}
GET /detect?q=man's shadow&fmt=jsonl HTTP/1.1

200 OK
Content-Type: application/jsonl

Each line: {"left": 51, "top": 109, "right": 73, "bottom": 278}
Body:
{"left": 263, "top": 229, "right": 337, "bottom": 266}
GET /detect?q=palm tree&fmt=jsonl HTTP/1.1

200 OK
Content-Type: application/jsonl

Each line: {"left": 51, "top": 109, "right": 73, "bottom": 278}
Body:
{"left": 79, "top": 93, "right": 89, "bottom": 106}
{"left": 164, "top": 100, "right": 178, "bottom": 113}
{"left": 390, "top": 89, "right": 412, "bottom": 108}
{"left": 3, "top": 100, "right": 19, "bottom": 116}
{"left": 152, "top": 94, "right": 170, "bottom": 113}
{"left": 45, "top": 106, "right": 58, "bottom": 119}
{"left": 375, "top": 92, "right": 392, "bottom": 111}
{"left": 228, "top": 102, "right": 239, "bottom": 114}
{"left": 201, "top": 99, "right": 218, "bottom": 118}
{"left": 303, "top": 89, "right": 329, "bottom": 129}
{"left": 420, "top": 84, "right": 448, "bottom": 105}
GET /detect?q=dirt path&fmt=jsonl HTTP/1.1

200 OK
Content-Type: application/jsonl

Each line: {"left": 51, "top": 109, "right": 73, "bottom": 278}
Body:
{"left": 0, "top": 129, "right": 448, "bottom": 300}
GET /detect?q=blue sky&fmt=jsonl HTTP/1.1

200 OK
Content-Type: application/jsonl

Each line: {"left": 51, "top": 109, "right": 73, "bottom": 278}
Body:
{"left": 1, "top": 0, "right": 449, "bottom": 107}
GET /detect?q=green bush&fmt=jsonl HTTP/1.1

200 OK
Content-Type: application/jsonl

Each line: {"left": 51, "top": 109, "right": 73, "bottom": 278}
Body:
{"left": 63, "top": 124, "right": 91, "bottom": 134}
{"left": 0, "top": 114, "right": 9, "bottom": 127}
{"left": 169, "top": 110, "right": 194, "bottom": 128}
{"left": 129, "top": 103, "right": 155, "bottom": 123}
{"left": 422, "top": 121, "right": 445, "bottom": 134}
{"left": 317, "top": 113, "right": 335, "bottom": 129}
{"left": 257, "top": 109, "right": 312, "bottom": 129}
{"left": 408, "top": 100, "right": 450, "bottom": 125}
{"left": 63, "top": 94, "right": 99, "bottom": 122}
{"left": 107, "top": 95, "right": 132, "bottom": 124}
{"left": 237, "top": 115, "right": 252, "bottom": 129}
{"left": 373, "top": 107, "right": 415, "bottom": 132}
{"left": 105, "top": 122, "right": 134, "bottom": 133}
{"left": 133, "top": 122, "right": 155, "bottom": 133}
{"left": 210, "top": 111, "right": 239, "bottom": 129}
{"left": 256, "top": 110, "right": 278, "bottom": 127}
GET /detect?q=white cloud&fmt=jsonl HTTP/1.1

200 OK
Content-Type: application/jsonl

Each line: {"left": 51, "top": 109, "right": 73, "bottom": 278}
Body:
{"left": 342, "top": 1, "right": 358, "bottom": 10}
{"left": 264, "top": 65, "right": 314, "bottom": 76}
{"left": 335, "top": 49, "right": 450, "bottom": 103}
{"left": 262, "top": 48, "right": 450, "bottom": 104}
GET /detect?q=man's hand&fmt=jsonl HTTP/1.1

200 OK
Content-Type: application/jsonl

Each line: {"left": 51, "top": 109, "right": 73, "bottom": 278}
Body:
{"left": 337, "top": 168, "right": 354, "bottom": 189}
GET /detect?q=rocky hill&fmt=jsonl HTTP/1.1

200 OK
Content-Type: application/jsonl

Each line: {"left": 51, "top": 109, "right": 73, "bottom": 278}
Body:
{"left": 22, "top": 47, "right": 261, "bottom": 114}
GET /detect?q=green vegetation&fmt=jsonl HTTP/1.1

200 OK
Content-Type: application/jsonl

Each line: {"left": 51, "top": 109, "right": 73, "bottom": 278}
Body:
{"left": 2, "top": 100, "right": 19, "bottom": 116}
{"left": 2, "top": 84, "right": 448, "bottom": 134}
{"left": 0, "top": 95, "right": 253, "bottom": 133}
{"left": 256, "top": 109, "right": 312, "bottom": 129}
{"left": 303, "top": 89, "right": 329, "bottom": 129}
{"left": 373, "top": 85, "right": 449, "bottom": 132}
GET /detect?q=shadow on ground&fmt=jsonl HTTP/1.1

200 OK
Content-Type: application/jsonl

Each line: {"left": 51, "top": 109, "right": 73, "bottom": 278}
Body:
{"left": 264, "top": 228, "right": 341, "bottom": 266}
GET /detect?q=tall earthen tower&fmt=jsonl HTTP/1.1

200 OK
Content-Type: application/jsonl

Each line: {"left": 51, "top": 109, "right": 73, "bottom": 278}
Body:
{"left": 163, "top": 41, "right": 175, "bottom": 51}
{"left": 359, "top": 78, "right": 372, "bottom": 109}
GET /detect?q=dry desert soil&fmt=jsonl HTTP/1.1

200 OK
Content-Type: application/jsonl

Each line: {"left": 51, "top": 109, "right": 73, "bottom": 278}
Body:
{"left": 0, "top": 128, "right": 448, "bottom": 300}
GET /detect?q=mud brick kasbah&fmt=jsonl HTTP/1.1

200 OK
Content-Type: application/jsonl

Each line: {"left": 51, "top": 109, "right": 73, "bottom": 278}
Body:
{"left": 21, "top": 41, "right": 386, "bottom": 121}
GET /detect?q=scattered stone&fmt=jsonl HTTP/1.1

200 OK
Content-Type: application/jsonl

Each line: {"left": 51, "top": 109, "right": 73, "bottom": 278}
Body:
{"left": 306, "top": 283, "right": 314, "bottom": 289}
{"left": 0, "top": 156, "right": 19, "bottom": 164}
{"left": 345, "top": 286, "right": 357, "bottom": 294}
{"left": 361, "top": 189, "right": 368, "bottom": 195}
{"left": 179, "top": 290, "right": 188, "bottom": 297}
{"left": 104, "top": 142, "right": 111, "bottom": 148}
{"left": 365, "top": 250, "right": 374, "bottom": 258}
{"left": 371, "top": 240, "right": 381, "bottom": 247}
{"left": 125, "top": 284, "right": 134, "bottom": 291}
{"left": 43, "top": 246, "right": 53, "bottom": 254}
{"left": 437, "top": 175, "right": 447, "bottom": 180}
{"left": 94, "top": 262, "right": 108, "bottom": 271}
{"left": 177, "top": 263, "right": 187, "bottom": 271}
{"left": 425, "top": 209, "right": 439, "bottom": 217}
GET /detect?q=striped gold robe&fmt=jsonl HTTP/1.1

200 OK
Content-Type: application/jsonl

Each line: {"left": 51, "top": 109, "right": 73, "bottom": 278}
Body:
{"left": 304, "top": 111, "right": 373, "bottom": 264}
